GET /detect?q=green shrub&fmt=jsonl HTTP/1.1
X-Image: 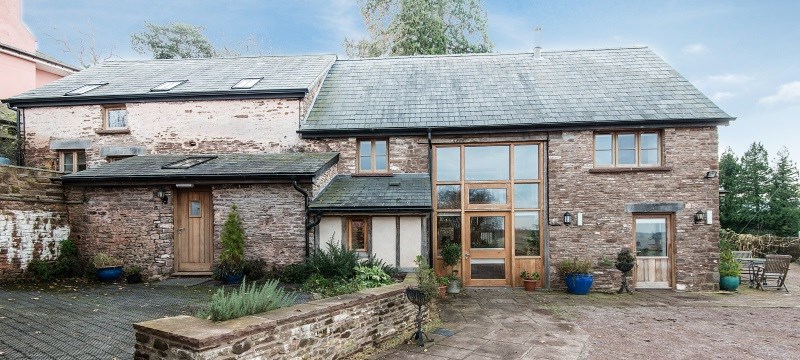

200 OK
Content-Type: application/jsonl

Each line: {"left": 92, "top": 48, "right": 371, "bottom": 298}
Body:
{"left": 27, "top": 259, "right": 54, "bottom": 282}
{"left": 354, "top": 265, "right": 393, "bottom": 288}
{"left": 305, "top": 244, "right": 360, "bottom": 280}
{"left": 300, "top": 273, "right": 360, "bottom": 297}
{"left": 362, "top": 254, "right": 399, "bottom": 278}
{"left": 198, "top": 279, "right": 297, "bottom": 322}
{"left": 243, "top": 259, "right": 268, "bottom": 281}
{"left": 719, "top": 249, "right": 741, "bottom": 277}
{"left": 414, "top": 255, "right": 438, "bottom": 301}
{"left": 53, "top": 240, "right": 84, "bottom": 277}
{"left": 279, "top": 263, "right": 311, "bottom": 284}
{"left": 555, "top": 258, "right": 593, "bottom": 277}
{"left": 440, "top": 243, "right": 461, "bottom": 270}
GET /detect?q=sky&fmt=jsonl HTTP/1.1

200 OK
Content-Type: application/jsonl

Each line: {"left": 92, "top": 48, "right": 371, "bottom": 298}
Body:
{"left": 19, "top": 0, "right": 800, "bottom": 166}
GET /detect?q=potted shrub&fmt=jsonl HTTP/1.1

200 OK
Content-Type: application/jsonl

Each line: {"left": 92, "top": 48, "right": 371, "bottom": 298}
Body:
{"left": 92, "top": 253, "right": 123, "bottom": 282}
{"left": 615, "top": 247, "right": 636, "bottom": 294}
{"left": 556, "top": 258, "right": 593, "bottom": 295}
{"left": 441, "top": 242, "right": 462, "bottom": 294}
{"left": 124, "top": 266, "right": 146, "bottom": 284}
{"left": 520, "top": 270, "right": 540, "bottom": 291}
{"left": 719, "top": 249, "right": 741, "bottom": 291}
{"left": 437, "top": 276, "right": 449, "bottom": 299}
{"left": 215, "top": 205, "right": 245, "bottom": 284}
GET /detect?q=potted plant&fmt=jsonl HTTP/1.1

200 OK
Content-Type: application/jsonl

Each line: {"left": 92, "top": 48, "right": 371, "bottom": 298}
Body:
{"left": 92, "top": 253, "right": 123, "bottom": 282}
{"left": 437, "top": 276, "right": 449, "bottom": 299}
{"left": 719, "top": 249, "right": 741, "bottom": 291}
{"left": 615, "top": 248, "right": 636, "bottom": 294}
{"left": 441, "top": 242, "right": 462, "bottom": 294}
{"left": 556, "top": 258, "right": 593, "bottom": 295}
{"left": 215, "top": 205, "right": 245, "bottom": 284}
{"left": 520, "top": 270, "right": 540, "bottom": 291}
{"left": 124, "top": 266, "right": 146, "bottom": 284}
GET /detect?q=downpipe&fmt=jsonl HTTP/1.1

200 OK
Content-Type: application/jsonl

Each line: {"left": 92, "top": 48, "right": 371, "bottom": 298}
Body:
{"left": 292, "top": 180, "right": 322, "bottom": 258}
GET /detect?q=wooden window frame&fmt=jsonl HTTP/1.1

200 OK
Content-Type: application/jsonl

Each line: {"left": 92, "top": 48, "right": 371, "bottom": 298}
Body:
{"left": 356, "top": 139, "right": 390, "bottom": 174}
{"left": 102, "top": 105, "right": 129, "bottom": 130}
{"left": 593, "top": 131, "right": 662, "bottom": 168}
{"left": 347, "top": 217, "right": 369, "bottom": 252}
{"left": 59, "top": 150, "right": 86, "bottom": 174}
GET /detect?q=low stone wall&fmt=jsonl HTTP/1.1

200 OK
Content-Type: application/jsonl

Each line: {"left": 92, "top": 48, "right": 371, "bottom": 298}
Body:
{"left": 133, "top": 277, "right": 429, "bottom": 360}
{"left": 0, "top": 165, "right": 69, "bottom": 280}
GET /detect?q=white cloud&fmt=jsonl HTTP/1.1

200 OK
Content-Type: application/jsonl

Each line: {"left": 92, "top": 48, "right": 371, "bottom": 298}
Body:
{"left": 759, "top": 81, "right": 800, "bottom": 105}
{"left": 317, "top": 0, "right": 366, "bottom": 54}
{"left": 682, "top": 43, "right": 708, "bottom": 54}
{"left": 707, "top": 74, "right": 751, "bottom": 84}
{"left": 711, "top": 92, "right": 735, "bottom": 101}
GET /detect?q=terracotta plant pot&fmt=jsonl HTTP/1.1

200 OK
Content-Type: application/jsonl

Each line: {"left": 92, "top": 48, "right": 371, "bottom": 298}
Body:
{"left": 438, "top": 285, "right": 447, "bottom": 299}
{"left": 522, "top": 279, "right": 537, "bottom": 292}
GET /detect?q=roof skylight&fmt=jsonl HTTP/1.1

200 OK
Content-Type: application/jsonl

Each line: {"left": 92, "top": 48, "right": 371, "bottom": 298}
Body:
{"left": 232, "top": 78, "right": 262, "bottom": 89}
{"left": 162, "top": 156, "right": 216, "bottom": 169}
{"left": 151, "top": 80, "right": 186, "bottom": 92}
{"left": 65, "top": 83, "right": 106, "bottom": 96}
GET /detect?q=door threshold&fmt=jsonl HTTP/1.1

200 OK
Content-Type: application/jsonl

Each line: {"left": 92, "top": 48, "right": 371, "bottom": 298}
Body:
{"left": 171, "top": 271, "right": 213, "bottom": 277}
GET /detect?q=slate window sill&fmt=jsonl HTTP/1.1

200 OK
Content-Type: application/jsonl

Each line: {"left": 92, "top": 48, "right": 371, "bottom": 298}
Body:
{"left": 95, "top": 128, "right": 130, "bottom": 135}
{"left": 588, "top": 166, "right": 672, "bottom": 174}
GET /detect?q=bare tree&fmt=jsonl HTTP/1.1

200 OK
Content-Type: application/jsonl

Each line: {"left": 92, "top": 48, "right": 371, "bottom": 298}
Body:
{"left": 45, "top": 19, "right": 116, "bottom": 68}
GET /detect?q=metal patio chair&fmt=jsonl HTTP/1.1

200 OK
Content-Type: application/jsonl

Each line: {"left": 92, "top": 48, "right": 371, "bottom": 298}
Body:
{"left": 753, "top": 254, "right": 792, "bottom": 292}
{"left": 732, "top": 250, "right": 753, "bottom": 284}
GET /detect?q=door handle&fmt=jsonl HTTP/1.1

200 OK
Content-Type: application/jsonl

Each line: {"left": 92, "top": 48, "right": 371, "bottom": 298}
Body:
{"left": 177, "top": 227, "right": 186, "bottom": 233}
{"left": 464, "top": 253, "right": 470, "bottom": 258}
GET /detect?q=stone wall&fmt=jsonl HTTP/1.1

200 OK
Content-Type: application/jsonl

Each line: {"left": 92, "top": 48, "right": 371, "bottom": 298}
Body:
{"left": 547, "top": 127, "right": 720, "bottom": 291}
{"left": 0, "top": 165, "right": 69, "bottom": 280}
{"left": 133, "top": 277, "right": 429, "bottom": 360}
{"left": 64, "top": 186, "right": 174, "bottom": 276}
{"left": 22, "top": 98, "right": 306, "bottom": 170}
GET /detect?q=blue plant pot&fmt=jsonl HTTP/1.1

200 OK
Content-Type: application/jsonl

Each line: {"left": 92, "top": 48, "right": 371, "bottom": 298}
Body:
{"left": 565, "top": 273, "right": 593, "bottom": 295}
{"left": 720, "top": 276, "right": 740, "bottom": 291}
{"left": 224, "top": 273, "right": 244, "bottom": 284}
{"left": 97, "top": 267, "right": 123, "bottom": 282}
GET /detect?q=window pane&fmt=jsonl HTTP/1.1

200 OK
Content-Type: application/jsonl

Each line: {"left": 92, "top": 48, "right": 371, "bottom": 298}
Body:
{"left": 640, "top": 149, "right": 659, "bottom": 165}
{"left": 107, "top": 109, "right": 127, "bottom": 128}
{"left": 465, "top": 146, "right": 509, "bottom": 181}
{"left": 640, "top": 133, "right": 659, "bottom": 150}
{"left": 468, "top": 188, "right": 507, "bottom": 205}
{"left": 436, "top": 147, "right": 460, "bottom": 181}
{"left": 436, "top": 185, "right": 461, "bottom": 209}
{"left": 514, "top": 184, "right": 538, "bottom": 209}
{"left": 189, "top": 201, "right": 201, "bottom": 217}
{"left": 77, "top": 151, "right": 86, "bottom": 165}
{"left": 514, "top": 145, "right": 538, "bottom": 180}
{"left": 351, "top": 219, "right": 367, "bottom": 250}
{"left": 470, "top": 259, "right": 506, "bottom": 279}
{"left": 359, "top": 156, "right": 372, "bottom": 171}
{"left": 595, "top": 150, "right": 613, "bottom": 166}
{"left": 437, "top": 215, "right": 461, "bottom": 255}
{"left": 617, "top": 134, "right": 636, "bottom": 150}
{"left": 515, "top": 212, "right": 540, "bottom": 256}
{"left": 375, "top": 154, "right": 388, "bottom": 171}
{"left": 469, "top": 216, "right": 505, "bottom": 249}
{"left": 374, "top": 140, "right": 387, "bottom": 156}
{"left": 635, "top": 218, "right": 667, "bottom": 257}
{"left": 618, "top": 149, "right": 636, "bottom": 165}
{"left": 595, "top": 134, "right": 612, "bottom": 151}
{"left": 62, "top": 153, "right": 73, "bottom": 174}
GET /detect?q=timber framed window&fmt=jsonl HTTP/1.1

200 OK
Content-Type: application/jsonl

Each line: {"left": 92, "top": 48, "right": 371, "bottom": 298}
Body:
{"left": 60, "top": 150, "right": 87, "bottom": 174}
{"left": 103, "top": 105, "right": 128, "bottom": 129}
{"left": 347, "top": 217, "right": 369, "bottom": 252}
{"left": 357, "top": 139, "right": 389, "bottom": 174}
{"left": 594, "top": 131, "right": 661, "bottom": 167}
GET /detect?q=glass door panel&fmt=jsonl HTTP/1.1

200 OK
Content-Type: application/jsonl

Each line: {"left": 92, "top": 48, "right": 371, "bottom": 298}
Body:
{"left": 634, "top": 216, "right": 672, "bottom": 289}
{"left": 465, "top": 212, "right": 510, "bottom": 286}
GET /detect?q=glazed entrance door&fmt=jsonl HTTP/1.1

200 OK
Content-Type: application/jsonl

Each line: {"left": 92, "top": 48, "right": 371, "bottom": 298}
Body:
{"left": 174, "top": 189, "right": 213, "bottom": 273}
{"left": 634, "top": 215, "right": 673, "bottom": 289}
{"left": 464, "top": 212, "right": 511, "bottom": 286}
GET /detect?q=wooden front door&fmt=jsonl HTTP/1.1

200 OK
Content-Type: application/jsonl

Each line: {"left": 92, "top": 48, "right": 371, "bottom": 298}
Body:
{"left": 633, "top": 215, "right": 674, "bottom": 289}
{"left": 174, "top": 189, "right": 213, "bottom": 273}
{"left": 464, "top": 212, "right": 511, "bottom": 286}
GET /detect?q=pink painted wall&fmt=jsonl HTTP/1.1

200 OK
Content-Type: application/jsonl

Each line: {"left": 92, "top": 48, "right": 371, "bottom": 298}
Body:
{"left": 35, "top": 68, "right": 61, "bottom": 87}
{"left": 0, "top": 51, "right": 36, "bottom": 99}
{"left": 0, "top": 0, "right": 35, "bottom": 52}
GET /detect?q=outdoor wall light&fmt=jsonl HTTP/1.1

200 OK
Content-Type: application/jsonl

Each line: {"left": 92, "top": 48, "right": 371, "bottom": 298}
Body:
{"left": 694, "top": 210, "right": 706, "bottom": 224}
{"left": 155, "top": 187, "right": 168, "bottom": 204}
{"left": 705, "top": 171, "right": 719, "bottom": 179}
{"left": 563, "top": 212, "right": 573, "bottom": 226}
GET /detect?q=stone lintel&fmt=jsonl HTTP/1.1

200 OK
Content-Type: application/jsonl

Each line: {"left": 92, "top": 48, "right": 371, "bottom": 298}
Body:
{"left": 49, "top": 138, "right": 92, "bottom": 150}
{"left": 625, "top": 202, "right": 684, "bottom": 213}
{"left": 99, "top": 146, "right": 146, "bottom": 157}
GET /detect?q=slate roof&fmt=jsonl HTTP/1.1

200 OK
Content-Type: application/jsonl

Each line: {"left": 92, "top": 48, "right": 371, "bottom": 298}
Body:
{"left": 60, "top": 152, "right": 339, "bottom": 184}
{"left": 310, "top": 174, "right": 432, "bottom": 211}
{"left": 301, "top": 47, "right": 733, "bottom": 135}
{"left": 6, "top": 55, "right": 337, "bottom": 107}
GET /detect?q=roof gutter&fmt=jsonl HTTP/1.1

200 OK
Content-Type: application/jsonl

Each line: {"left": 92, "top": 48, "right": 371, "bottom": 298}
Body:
{"left": 5, "top": 89, "right": 309, "bottom": 108}
{"left": 307, "top": 206, "right": 433, "bottom": 213}
{"left": 59, "top": 173, "right": 317, "bottom": 186}
{"left": 298, "top": 117, "right": 736, "bottom": 138}
{"left": 0, "top": 43, "right": 79, "bottom": 73}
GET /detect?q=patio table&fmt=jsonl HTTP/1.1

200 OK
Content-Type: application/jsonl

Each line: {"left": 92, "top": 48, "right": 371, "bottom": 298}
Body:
{"left": 739, "top": 258, "right": 766, "bottom": 287}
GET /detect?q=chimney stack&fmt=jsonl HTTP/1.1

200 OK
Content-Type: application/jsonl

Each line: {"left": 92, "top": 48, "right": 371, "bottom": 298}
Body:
{"left": 533, "top": 26, "right": 542, "bottom": 59}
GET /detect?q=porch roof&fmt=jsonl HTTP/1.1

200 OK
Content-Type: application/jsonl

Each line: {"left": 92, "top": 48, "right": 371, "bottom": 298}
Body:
{"left": 310, "top": 174, "right": 431, "bottom": 212}
{"left": 59, "top": 152, "right": 339, "bottom": 185}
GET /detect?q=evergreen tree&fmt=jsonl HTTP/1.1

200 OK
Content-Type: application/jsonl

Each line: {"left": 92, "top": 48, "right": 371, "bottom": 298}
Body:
{"left": 220, "top": 205, "right": 245, "bottom": 264}
{"left": 768, "top": 148, "right": 800, "bottom": 236}
{"left": 719, "top": 148, "right": 743, "bottom": 230}
{"left": 738, "top": 143, "right": 772, "bottom": 234}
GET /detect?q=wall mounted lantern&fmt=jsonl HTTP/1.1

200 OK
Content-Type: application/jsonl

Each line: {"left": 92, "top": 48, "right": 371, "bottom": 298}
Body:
{"left": 155, "top": 187, "right": 168, "bottom": 204}
{"left": 694, "top": 210, "right": 706, "bottom": 224}
{"left": 563, "top": 212, "right": 572, "bottom": 226}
